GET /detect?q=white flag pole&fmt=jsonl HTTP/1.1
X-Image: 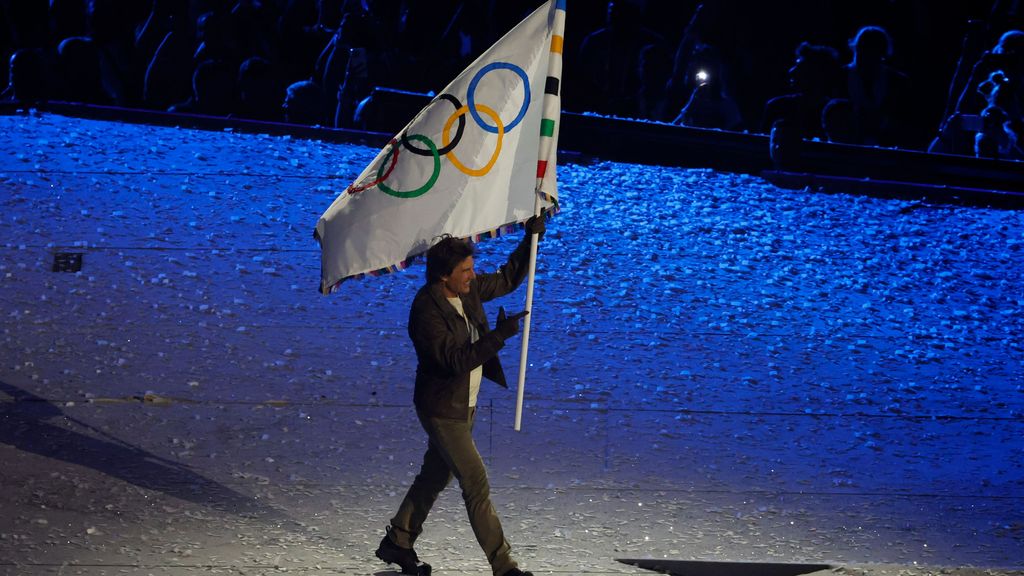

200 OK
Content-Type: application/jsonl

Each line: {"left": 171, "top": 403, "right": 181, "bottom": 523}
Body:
{"left": 514, "top": 0, "right": 565, "bottom": 431}
{"left": 514, "top": 195, "right": 543, "bottom": 432}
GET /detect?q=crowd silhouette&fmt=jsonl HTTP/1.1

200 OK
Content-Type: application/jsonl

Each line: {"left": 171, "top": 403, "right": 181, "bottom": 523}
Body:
{"left": 1, "top": 0, "right": 1021, "bottom": 160}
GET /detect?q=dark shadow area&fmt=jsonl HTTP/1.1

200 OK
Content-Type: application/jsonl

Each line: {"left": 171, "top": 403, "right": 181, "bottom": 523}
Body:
{"left": 0, "top": 379, "right": 290, "bottom": 524}
{"left": 619, "top": 559, "right": 834, "bottom": 576}
{"left": 1, "top": 0, "right": 1020, "bottom": 168}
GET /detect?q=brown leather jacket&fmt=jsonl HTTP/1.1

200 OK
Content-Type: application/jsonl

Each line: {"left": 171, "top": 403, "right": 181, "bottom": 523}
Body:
{"left": 408, "top": 236, "right": 532, "bottom": 420}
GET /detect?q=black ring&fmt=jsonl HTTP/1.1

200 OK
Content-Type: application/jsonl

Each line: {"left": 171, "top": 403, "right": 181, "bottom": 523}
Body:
{"left": 401, "top": 93, "right": 465, "bottom": 156}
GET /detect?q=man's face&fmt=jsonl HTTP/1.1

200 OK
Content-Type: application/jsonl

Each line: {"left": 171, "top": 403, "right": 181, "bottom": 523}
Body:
{"left": 441, "top": 256, "right": 475, "bottom": 297}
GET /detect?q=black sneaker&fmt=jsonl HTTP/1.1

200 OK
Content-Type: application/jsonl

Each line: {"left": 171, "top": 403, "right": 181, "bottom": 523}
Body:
{"left": 375, "top": 529, "right": 429, "bottom": 575}
{"left": 501, "top": 569, "right": 533, "bottom": 576}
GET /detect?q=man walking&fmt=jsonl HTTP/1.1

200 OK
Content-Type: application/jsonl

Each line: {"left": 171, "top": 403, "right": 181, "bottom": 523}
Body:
{"left": 375, "top": 216, "right": 545, "bottom": 576}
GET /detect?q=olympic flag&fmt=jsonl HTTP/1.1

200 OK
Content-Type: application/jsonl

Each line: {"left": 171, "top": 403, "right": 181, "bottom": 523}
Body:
{"left": 314, "top": 0, "right": 565, "bottom": 292}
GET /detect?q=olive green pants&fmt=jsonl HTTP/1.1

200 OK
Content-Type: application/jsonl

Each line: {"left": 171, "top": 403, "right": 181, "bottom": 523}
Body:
{"left": 389, "top": 408, "right": 517, "bottom": 576}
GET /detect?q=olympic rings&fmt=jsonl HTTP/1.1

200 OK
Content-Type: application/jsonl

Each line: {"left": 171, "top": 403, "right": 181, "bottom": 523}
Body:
{"left": 401, "top": 94, "right": 465, "bottom": 157}
{"left": 354, "top": 60, "right": 530, "bottom": 198}
{"left": 347, "top": 138, "right": 400, "bottom": 194}
{"left": 443, "top": 103, "right": 504, "bottom": 177}
{"left": 467, "top": 62, "right": 530, "bottom": 134}
{"left": 376, "top": 134, "right": 440, "bottom": 199}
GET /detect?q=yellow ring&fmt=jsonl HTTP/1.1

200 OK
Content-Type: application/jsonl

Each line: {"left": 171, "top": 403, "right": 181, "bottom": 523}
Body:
{"left": 442, "top": 104, "right": 504, "bottom": 177}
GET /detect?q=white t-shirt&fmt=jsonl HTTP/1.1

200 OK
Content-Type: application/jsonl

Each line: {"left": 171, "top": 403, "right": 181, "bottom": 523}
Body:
{"left": 447, "top": 297, "right": 483, "bottom": 408}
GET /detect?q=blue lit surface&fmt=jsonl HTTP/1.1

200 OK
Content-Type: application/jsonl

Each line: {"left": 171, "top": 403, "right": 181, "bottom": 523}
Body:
{"left": 0, "top": 113, "right": 1021, "bottom": 572}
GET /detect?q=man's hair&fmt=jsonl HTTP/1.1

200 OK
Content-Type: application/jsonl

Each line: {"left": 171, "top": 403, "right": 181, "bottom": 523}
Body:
{"left": 426, "top": 235, "right": 475, "bottom": 284}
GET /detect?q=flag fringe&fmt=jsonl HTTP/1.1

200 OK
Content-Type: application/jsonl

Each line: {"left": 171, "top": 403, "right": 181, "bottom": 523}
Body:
{"left": 321, "top": 203, "right": 559, "bottom": 294}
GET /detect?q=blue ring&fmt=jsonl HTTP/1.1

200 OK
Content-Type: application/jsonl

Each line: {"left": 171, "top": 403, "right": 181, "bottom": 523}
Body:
{"left": 466, "top": 62, "right": 530, "bottom": 134}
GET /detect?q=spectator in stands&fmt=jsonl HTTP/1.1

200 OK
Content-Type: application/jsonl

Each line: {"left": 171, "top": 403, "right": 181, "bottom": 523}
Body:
{"left": 194, "top": 11, "right": 241, "bottom": 71}
{"left": 168, "top": 59, "right": 235, "bottom": 116}
{"left": 1, "top": 48, "right": 48, "bottom": 104}
{"left": 228, "top": 0, "right": 279, "bottom": 65}
{"left": 940, "top": 19, "right": 990, "bottom": 124}
{"left": 768, "top": 117, "right": 800, "bottom": 169}
{"left": 762, "top": 42, "right": 842, "bottom": 141}
{"left": 978, "top": 68, "right": 1024, "bottom": 126}
{"left": 135, "top": 0, "right": 187, "bottom": 68}
{"left": 392, "top": 1, "right": 462, "bottom": 93}
{"left": 976, "top": 68, "right": 1024, "bottom": 159}
{"left": 663, "top": 3, "right": 733, "bottom": 125}
{"left": 284, "top": 79, "right": 327, "bottom": 125}
{"left": 50, "top": 0, "right": 89, "bottom": 48}
{"left": 829, "top": 25, "right": 911, "bottom": 147}
{"left": 975, "top": 103, "right": 1023, "bottom": 159}
{"left": 85, "top": 0, "right": 143, "bottom": 106}
{"left": 576, "top": 0, "right": 664, "bottom": 117}
{"left": 56, "top": 36, "right": 114, "bottom": 105}
{"left": 331, "top": 7, "right": 398, "bottom": 129}
{"left": 316, "top": 5, "right": 388, "bottom": 128}
{"left": 671, "top": 51, "right": 741, "bottom": 130}
{"left": 822, "top": 98, "right": 856, "bottom": 144}
{"left": 953, "top": 29, "right": 1024, "bottom": 117}
{"left": 140, "top": 2, "right": 194, "bottom": 111}
{"left": 635, "top": 43, "right": 673, "bottom": 122}
{"left": 932, "top": 32, "right": 1024, "bottom": 157}
{"left": 276, "top": 0, "right": 324, "bottom": 85}
{"left": 237, "top": 56, "right": 284, "bottom": 122}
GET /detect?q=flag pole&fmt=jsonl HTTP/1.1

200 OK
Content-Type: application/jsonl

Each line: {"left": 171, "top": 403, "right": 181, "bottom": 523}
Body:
{"left": 514, "top": 195, "right": 542, "bottom": 432}
{"left": 515, "top": 0, "right": 565, "bottom": 431}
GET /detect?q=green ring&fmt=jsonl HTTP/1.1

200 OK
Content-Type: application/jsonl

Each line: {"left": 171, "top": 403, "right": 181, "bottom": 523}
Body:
{"left": 377, "top": 134, "right": 441, "bottom": 198}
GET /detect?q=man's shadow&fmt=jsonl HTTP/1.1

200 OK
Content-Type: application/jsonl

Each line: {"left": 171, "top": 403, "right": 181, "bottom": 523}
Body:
{"left": 0, "top": 379, "right": 293, "bottom": 526}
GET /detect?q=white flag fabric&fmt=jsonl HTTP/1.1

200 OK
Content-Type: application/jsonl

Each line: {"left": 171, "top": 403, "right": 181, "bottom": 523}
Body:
{"left": 315, "top": 0, "right": 565, "bottom": 294}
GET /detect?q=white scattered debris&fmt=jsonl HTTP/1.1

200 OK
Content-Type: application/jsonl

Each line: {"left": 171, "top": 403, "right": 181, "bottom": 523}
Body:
{"left": 0, "top": 112, "right": 1020, "bottom": 576}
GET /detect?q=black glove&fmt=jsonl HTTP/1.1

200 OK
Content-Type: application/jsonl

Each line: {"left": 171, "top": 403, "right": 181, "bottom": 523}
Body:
{"left": 524, "top": 215, "right": 545, "bottom": 241}
{"left": 494, "top": 306, "right": 529, "bottom": 339}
